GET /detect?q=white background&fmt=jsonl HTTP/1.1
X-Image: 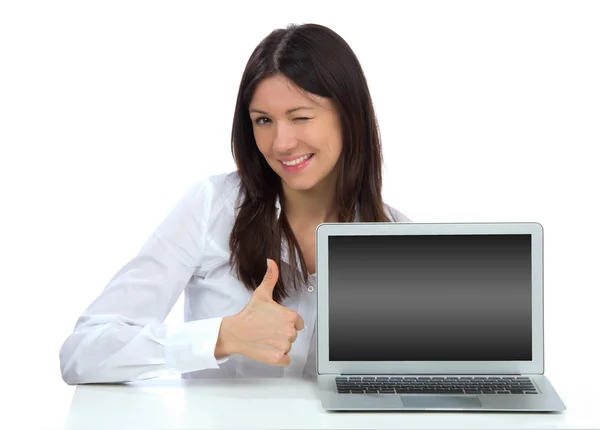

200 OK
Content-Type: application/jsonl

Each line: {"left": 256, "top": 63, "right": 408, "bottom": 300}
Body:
{"left": 1, "top": 1, "right": 599, "bottom": 429}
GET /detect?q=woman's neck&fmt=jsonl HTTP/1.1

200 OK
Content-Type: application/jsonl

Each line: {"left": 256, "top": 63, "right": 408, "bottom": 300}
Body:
{"left": 281, "top": 179, "right": 338, "bottom": 226}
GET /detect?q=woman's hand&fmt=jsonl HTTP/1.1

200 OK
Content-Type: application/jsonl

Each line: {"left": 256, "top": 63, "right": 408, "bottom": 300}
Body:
{"left": 216, "top": 259, "right": 305, "bottom": 365}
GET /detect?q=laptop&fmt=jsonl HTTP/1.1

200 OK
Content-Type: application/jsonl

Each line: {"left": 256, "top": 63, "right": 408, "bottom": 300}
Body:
{"left": 315, "top": 222, "right": 566, "bottom": 412}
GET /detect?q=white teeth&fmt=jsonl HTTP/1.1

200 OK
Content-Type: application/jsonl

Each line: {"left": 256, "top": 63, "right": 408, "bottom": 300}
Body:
{"left": 282, "top": 154, "right": 312, "bottom": 166}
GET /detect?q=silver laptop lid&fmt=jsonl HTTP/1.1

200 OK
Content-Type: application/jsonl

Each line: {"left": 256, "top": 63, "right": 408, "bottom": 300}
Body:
{"left": 316, "top": 222, "right": 544, "bottom": 376}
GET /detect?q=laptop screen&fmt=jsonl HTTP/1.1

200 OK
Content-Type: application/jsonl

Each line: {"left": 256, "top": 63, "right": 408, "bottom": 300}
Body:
{"left": 328, "top": 234, "right": 532, "bottom": 361}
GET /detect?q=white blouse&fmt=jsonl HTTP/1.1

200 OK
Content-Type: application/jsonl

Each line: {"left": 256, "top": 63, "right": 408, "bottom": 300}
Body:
{"left": 59, "top": 171, "right": 411, "bottom": 385}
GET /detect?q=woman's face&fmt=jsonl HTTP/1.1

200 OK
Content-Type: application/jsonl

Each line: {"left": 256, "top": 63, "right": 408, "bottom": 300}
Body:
{"left": 249, "top": 75, "right": 343, "bottom": 193}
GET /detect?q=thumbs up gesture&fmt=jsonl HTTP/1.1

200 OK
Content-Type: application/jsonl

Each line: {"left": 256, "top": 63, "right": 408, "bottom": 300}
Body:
{"left": 217, "top": 259, "right": 305, "bottom": 366}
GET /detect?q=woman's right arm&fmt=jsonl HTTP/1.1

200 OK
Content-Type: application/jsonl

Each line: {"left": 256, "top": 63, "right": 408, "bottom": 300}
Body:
{"left": 59, "top": 177, "right": 229, "bottom": 385}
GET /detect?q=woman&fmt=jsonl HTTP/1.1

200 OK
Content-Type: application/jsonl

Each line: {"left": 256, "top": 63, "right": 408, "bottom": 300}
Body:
{"left": 59, "top": 23, "right": 411, "bottom": 385}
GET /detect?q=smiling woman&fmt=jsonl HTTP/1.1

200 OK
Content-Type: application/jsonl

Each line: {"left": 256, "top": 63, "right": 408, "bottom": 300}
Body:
{"left": 59, "top": 22, "right": 411, "bottom": 385}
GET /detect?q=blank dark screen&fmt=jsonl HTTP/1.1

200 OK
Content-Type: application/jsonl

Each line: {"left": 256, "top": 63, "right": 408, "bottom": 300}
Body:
{"left": 328, "top": 234, "right": 532, "bottom": 361}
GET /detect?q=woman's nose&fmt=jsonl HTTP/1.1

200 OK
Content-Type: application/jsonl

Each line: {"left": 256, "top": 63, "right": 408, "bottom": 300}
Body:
{"left": 272, "top": 122, "right": 298, "bottom": 153}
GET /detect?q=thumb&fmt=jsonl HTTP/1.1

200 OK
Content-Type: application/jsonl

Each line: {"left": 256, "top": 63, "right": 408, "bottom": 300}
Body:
{"left": 254, "top": 258, "right": 279, "bottom": 301}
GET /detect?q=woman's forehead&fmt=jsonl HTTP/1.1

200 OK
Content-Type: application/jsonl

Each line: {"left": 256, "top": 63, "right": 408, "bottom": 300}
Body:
{"left": 249, "top": 76, "right": 329, "bottom": 113}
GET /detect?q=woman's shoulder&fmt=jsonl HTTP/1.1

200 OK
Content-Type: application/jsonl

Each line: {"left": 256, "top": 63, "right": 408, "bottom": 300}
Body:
{"left": 383, "top": 203, "right": 412, "bottom": 223}
{"left": 186, "top": 170, "right": 241, "bottom": 202}
{"left": 168, "top": 171, "right": 242, "bottom": 226}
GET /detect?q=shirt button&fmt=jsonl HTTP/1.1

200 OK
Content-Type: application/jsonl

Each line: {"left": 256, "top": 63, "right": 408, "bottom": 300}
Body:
{"left": 307, "top": 285, "right": 314, "bottom": 292}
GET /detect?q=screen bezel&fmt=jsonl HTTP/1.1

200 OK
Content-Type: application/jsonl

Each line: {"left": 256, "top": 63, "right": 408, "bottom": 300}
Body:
{"left": 316, "top": 222, "right": 544, "bottom": 375}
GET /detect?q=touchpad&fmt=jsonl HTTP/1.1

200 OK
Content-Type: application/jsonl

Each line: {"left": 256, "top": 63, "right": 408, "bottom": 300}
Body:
{"left": 401, "top": 395, "right": 482, "bottom": 409}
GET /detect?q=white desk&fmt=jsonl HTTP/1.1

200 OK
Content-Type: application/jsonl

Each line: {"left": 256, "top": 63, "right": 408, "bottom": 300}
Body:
{"left": 63, "top": 374, "right": 599, "bottom": 429}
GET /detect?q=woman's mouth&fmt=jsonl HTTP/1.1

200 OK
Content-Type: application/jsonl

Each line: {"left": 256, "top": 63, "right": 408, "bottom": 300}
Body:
{"left": 280, "top": 153, "right": 314, "bottom": 173}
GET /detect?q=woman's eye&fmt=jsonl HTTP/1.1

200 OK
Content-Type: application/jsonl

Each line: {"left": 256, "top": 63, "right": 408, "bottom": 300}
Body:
{"left": 254, "top": 117, "right": 271, "bottom": 125}
{"left": 253, "top": 117, "right": 312, "bottom": 125}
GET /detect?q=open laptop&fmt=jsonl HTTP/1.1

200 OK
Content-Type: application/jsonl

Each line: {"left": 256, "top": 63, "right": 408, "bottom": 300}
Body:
{"left": 315, "top": 222, "right": 566, "bottom": 412}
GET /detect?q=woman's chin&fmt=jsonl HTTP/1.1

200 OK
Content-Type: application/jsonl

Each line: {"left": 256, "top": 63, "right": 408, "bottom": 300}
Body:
{"left": 281, "top": 177, "right": 318, "bottom": 192}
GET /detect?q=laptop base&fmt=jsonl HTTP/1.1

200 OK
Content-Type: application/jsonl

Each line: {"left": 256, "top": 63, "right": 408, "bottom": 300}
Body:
{"left": 318, "top": 374, "right": 566, "bottom": 412}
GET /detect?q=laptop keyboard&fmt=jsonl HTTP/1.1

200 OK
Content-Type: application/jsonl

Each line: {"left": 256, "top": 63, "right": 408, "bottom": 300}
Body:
{"left": 335, "top": 376, "right": 538, "bottom": 395}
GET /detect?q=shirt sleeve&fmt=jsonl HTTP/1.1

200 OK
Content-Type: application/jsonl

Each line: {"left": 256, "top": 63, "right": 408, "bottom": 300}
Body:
{"left": 59, "top": 176, "right": 230, "bottom": 385}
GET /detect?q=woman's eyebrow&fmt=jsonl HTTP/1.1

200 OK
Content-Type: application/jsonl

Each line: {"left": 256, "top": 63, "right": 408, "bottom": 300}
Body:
{"left": 249, "top": 106, "right": 315, "bottom": 115}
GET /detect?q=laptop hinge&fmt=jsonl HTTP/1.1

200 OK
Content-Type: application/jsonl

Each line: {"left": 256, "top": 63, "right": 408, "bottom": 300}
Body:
{"left": 338, "top": 373, "right": 525, "bottom": 376}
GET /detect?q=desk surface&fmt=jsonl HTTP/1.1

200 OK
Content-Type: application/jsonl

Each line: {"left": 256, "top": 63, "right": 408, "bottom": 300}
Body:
{"left": 64, "top": 374, "right": 600, "bottom": 429}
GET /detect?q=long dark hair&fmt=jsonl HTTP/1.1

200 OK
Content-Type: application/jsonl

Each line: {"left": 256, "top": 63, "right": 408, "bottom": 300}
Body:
{"left": 229, "top": 23, "right": 391, "bottom": 304}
